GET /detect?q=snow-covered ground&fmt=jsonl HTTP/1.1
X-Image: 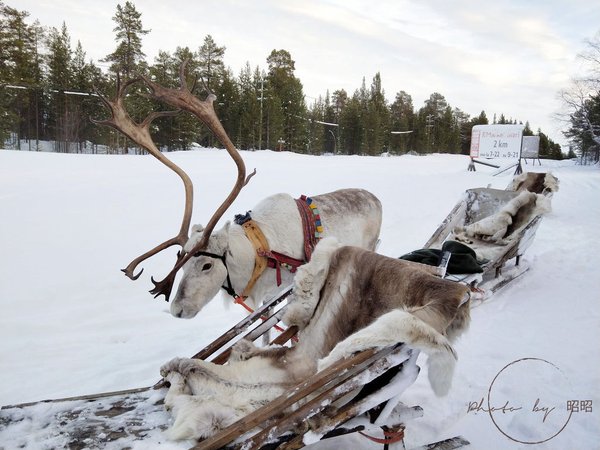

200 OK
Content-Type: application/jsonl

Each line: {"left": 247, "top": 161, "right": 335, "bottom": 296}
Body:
{"left": 1, "top": 148, "right": 599, "bottom": 449}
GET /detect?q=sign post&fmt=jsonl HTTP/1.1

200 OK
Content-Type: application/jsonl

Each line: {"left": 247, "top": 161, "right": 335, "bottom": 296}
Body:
{"left": 521, "top": 135, "right": 541, "bottom": 166}
{"left": 469, "top": 124, "right": 524, "bottom": 173}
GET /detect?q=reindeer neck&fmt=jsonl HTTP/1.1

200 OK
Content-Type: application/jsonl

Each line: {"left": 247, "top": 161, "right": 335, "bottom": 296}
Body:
{"left": 223, "top": 223, "right": 256, "bottom": 296}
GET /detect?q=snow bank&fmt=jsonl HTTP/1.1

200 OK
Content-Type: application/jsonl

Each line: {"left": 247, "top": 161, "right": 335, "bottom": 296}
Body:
{"left": 1, "top": 149, "right": 598, "bottom": 449}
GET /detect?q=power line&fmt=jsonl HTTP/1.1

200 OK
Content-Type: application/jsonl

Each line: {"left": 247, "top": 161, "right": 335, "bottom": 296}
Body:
{"left": 2, "top": 84, "right": 99, "bottom": 97}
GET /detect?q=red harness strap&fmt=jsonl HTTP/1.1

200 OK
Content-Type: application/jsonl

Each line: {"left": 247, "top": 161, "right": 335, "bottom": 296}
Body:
{"left": 228, "top": 196, "right": 322, "bottom": 344}
{"left": 295, "top": 195, "right": 320, "bottom": 261}
{"left": 258, "top": 249, "right": 305, "bottom": 286}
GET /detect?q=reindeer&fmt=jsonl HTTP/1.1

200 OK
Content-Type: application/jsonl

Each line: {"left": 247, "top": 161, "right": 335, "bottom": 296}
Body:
{"left": 173, "top": 188, "right": 381, "bottom": 319}
{"left": 160, "top": 237, "right": 471, "bottom": 440}
{"left": 93, "top": 62, "right": 382, "bottom": 318}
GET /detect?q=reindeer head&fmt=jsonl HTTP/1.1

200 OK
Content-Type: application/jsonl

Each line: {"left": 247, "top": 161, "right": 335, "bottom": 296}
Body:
{"left": 94, "top": 61, "right": 255, "bottom": 303}
{"left": 170, "top": 223, "right": 232, "bottom": 318}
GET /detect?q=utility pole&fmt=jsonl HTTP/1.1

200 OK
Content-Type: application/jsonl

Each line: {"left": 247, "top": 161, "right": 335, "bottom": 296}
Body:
{"left": 328, "top": 129, "right": 337, "bottom": 154}
{"left": 258, "top": 77, "right": 266, "bottom": 150}
{"left": 426, "top": 114, "right": 435, "bottom": 152}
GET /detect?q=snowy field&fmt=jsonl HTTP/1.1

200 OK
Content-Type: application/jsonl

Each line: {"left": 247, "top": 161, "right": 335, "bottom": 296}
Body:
{"left": 1, "top": 148, "right": 599, "bottom": 449}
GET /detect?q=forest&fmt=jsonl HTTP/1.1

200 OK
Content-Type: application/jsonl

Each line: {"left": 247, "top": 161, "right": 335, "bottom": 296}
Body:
{"left": 0, "top": 1, "right": 589, "bottom": 159}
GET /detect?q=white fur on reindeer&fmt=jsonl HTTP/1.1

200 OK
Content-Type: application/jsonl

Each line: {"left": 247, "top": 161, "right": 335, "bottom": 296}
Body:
{"left": 160, "top": 237, "right": 471, "bottom": 441}
{"left": 170, "top": 189, "right": 382, "bottom": 318}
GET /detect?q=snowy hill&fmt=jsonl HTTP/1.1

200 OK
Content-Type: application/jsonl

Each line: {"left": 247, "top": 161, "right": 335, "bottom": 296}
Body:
{"left": 0, "top": 149, "right": 598, "bottom": 449}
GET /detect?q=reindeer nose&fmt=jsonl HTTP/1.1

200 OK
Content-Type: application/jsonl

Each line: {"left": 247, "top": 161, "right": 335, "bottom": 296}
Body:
{"left": 170, "top": 302, "right": 185, "bottom": 318}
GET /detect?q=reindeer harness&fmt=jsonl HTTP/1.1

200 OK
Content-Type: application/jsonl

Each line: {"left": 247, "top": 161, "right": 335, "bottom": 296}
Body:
{"left": 227, "top": 195, "right": 323, "bottom": 303}
{"left": 198, "top": 196, "right": 321, "bottom": 339}
{"left": 195, "top": 195, "right": 323, "bottom": 308}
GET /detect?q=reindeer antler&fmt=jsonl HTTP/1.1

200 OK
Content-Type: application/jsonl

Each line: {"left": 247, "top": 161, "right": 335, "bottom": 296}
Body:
{"left": 93, "top": 63, "right": 255, "bottom": 301}
{"left": 92, "top": 74, "right": 192, "bottom": 281}
{"left": 139, "top": 61, "right": 256, "bottom": 300}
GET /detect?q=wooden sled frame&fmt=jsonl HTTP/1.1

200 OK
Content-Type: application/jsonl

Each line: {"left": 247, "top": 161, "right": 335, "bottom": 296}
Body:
{"left": 157, "top": 287, "right": 467, "bottom": 449}
{"left": 0, "top": 286, "right": 469, "bottom": 450}
{"left": 179, "top": 288, "right": 469, "bottom": 450}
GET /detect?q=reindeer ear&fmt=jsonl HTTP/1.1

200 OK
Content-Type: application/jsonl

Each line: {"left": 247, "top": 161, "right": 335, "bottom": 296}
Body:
{"left": 184, "top": 224, "right": 206, "bottom": 252}
{"left": 210, "top": 222, "right": 231, "bottom": 254}
{"left": 191, "top": 224, "right": 205, "bottom": 234}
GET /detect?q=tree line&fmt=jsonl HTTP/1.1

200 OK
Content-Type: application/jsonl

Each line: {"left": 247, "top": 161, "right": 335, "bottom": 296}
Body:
{"left": 560, "top": 33, "right": 600, "bottom": 164}
{"left": 0, "top": 1, "right": 572, "bottom": 159}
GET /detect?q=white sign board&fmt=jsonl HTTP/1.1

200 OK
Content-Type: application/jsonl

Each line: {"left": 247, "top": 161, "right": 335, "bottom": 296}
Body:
{"left": 521, "top": 135, "right": 540, "bottom": 159}
{"left": 470, "top": 124, "right": 524, "bottom": 159}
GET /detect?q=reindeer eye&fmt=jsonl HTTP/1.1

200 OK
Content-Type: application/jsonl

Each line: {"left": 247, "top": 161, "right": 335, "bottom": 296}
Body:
{"left": 201, "top": 263, "right": 213, "bottom": 271}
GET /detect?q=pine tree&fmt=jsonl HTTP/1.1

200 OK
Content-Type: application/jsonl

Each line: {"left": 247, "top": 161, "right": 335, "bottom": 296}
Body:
{"left": 307, "top": 96, "right": 325, "bottom": 154}
{"left": 102, "top": 2, "right": 152, "bottom": 153}
{"left": 331, "top": 89, "right": 347, "bottom": 153}
{"left": 70, "top": 41, "right": 104, "bottom": 151}
{"left": 196, "top": 35, "right": 225, "bottom": 92}
{"left": 45, "top": 23, "right": 74, "bottom": 151}
{"left": 364, "top": 72, "right": 389, "bottom": 155}
{"left": 148, "top": 49, "right": 176, "bottom": 150}
{"left": 102, "top": 1, "right": 149, "bottom": 78}
{"left": 253, "top": 66, "right": 271, "bottom": 149}
{"left": 454, "top": 109, "right": 470, "bottom": 155}
{"left": 235, "top": 63, "right": 259, "bottom": 149}
{"left": 266, "top": 49, "right": 306, "bottom": 151}
{"left": 195, "top": 35, "right": 227, "bottom": 148}
{"left": 215, "top": 67, "right": 240, "bottom": 149}
{"left": 0, "top": 2, "right": 39, "bottom": 146}
{"left": 322, "top": 91, "right": 337, "bottom": 154}
{"left": 390, "top": 91, "right": 414, "bottom": 154}
{"left": 418, "top": 93, "right": 448, "bottom": 152}
{"left": 339, "top": 94, "right": 363, "bottom": 155}
{"left": 356, "top": 77, "right": 369, "bottom": 154}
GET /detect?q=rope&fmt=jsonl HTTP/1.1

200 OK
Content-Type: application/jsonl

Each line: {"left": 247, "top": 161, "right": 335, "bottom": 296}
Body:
{"left": 358, "top": 427, "right": 405, "bottom": 445}
{"left": 233, "top": 295, "right": 298, "bottom": 343}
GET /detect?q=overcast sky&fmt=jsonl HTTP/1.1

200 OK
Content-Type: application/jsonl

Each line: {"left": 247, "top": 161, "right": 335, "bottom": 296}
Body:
{"left": 13, "top": 0, "right": 600, "bottom": 148}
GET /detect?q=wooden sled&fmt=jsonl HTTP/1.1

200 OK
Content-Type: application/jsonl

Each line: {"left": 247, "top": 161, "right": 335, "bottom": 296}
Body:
{"left": 0, "top": 286, "right": 469, "bottom": 450}
{"left": 1, "top": 172, "right": 556, "bottom": 449}
{"left": 423, "top": 172, "right": 557, "bottom": 303}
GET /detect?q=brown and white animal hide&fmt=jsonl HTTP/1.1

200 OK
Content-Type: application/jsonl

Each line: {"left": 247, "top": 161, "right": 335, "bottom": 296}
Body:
{"left": 453, "top": 190, "right": 550, "bottom": 245}
{"left": 284, "top": 238, "right": 470, "bottom": 395}
{"left": 160, "top": 238, "right": 471, "bottom": 441}
{"left": 506, "top": 172, "right": 559, "bottom": 195}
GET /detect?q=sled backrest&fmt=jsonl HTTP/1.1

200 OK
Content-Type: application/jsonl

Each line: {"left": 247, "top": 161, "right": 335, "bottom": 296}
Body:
{"left": 424, "top": 188, "right": 520, "bottom": 249}
{"left": 463, "top": 188, "right": 521, "bottom": 225}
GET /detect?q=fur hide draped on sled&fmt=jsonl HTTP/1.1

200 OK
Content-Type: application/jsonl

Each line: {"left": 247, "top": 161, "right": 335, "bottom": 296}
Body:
{"left": 160, "top": 237, "right": 471, "bottom": 441}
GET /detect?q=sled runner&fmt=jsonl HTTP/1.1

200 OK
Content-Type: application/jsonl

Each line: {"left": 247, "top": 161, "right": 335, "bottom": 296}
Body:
{"left": 1, "top": 285, "right": 469, "bottom": 449}
{"left": 420, "top": 172, "right": 558, "bottom": 302}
